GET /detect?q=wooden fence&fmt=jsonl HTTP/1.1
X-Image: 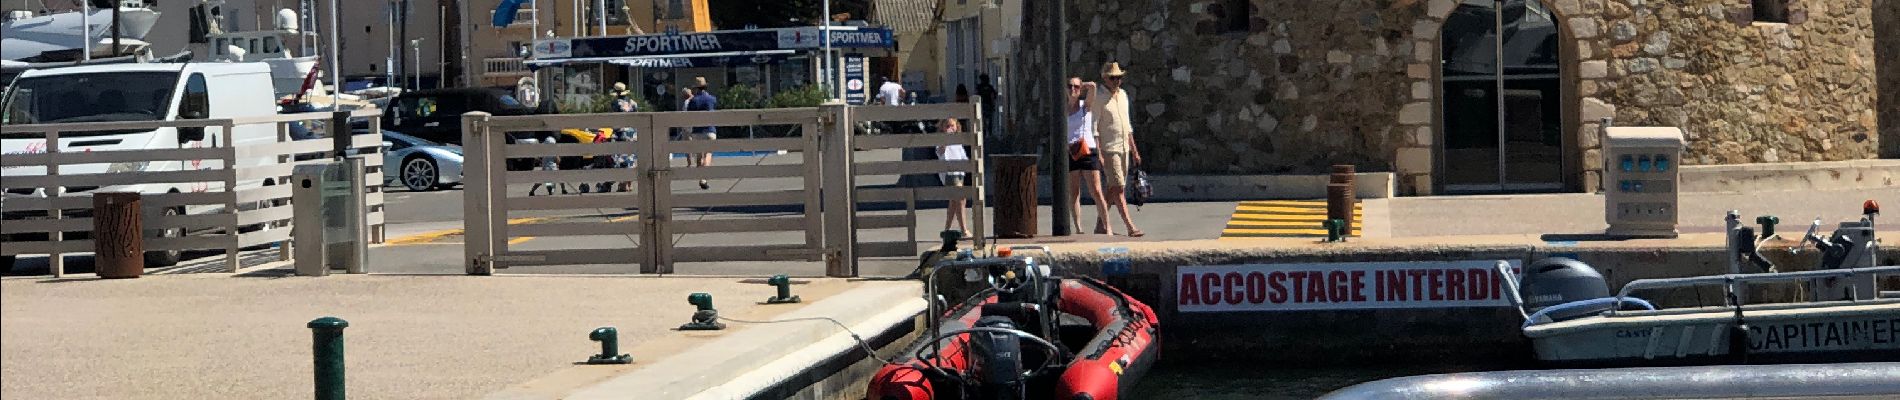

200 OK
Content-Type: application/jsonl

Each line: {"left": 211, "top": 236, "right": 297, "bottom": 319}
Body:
{"left": 459, "top": 102, "right": 984, "bottom": 276}
{"left": 0, "top": 110, "right": 387, "bottom": 276}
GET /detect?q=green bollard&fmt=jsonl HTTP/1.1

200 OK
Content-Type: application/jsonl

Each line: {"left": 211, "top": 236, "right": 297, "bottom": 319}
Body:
{"left": 308, "top": 317, "right": 349, "bottom": 400}
{"left": 1755, "top": 215, "right": 1779, "bottom": 238}
{"left": 679, "top": 292, "right": 725, "bottom": 330}
{"left": 586, "top": 327, "right": 632, "bottom": 364}
{"left": 1323, "top": 219, "right": 1346, "bottom": 243}
{"left": 765, "top": 274, "right": 801, "bottom": 304}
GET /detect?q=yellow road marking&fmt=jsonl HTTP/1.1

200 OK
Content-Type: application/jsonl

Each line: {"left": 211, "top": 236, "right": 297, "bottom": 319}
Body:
{"left": 385, "top": 217, "right": 549, "bottom": 245}
{"left": 1223, "top": 229, "right": 1360, "bottom": 236}
{"left": 1221, "top": 199, "right": 1363, "bottom": 239}
{"left": 507, "top": 236, "right": 535, "bottom": 245}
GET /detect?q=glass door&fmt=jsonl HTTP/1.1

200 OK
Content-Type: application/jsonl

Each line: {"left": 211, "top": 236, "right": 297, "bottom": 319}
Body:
{"left": 1439, "top": 0, "right": 1565, "bottom": 193}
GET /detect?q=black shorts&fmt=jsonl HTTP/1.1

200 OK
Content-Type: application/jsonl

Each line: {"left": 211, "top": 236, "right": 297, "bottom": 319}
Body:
{"left": 1068, "top": 153, "right": 1101, "bottom": 171}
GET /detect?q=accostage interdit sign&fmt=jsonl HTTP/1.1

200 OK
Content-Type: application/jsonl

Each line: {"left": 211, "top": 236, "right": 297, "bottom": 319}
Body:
{"left": 1177, "top": 261, "right": 1524, "bottom": 312}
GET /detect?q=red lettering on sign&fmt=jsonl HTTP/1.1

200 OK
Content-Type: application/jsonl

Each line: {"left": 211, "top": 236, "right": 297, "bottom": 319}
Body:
{"left": 1446, "top": 269, "right": 1466, "bottom": 300}
{"left": 1323, "top": 271, "right": 1345, "bottom": 303}
{"left": 1223, "top": 272, "right": 1245, "bottom": 305}
{"left": 1304, "top": 271, "right": 1327, "bottom": 303}
{"left": 1179, "top": 274, "right": 1200, "bottom": 305}
{"left": 1267, "top": 271, "right": 1288, "bottom": 303}
{"left": 1245, "top": 272, "right": 1268, "bottom": 304}
{"left": 1408, "top": 270, "right": 1427, "bottom": 300}
{"left": 1350, "top": 270, "right": 1368, "bottom": 302}
{"left": 1428, "top": 269, "right": 1445, "bottom": 301}
{"left": 1201, "top": 274, "right": 1221, "bottom": 305}
{"left": 1468, "top": 268, "right": 1491, "bottom": 300}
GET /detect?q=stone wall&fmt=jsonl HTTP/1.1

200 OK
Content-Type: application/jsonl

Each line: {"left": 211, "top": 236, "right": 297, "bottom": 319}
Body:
{"left": 1878, "top": 0, "right": 1900, "bottom": 158}
{"left": 1059, "top": 0, "right": 1426, "bottom": 176}
{"left": 1584, "top": 0, "right": 1879, "bottom": 165}
{"left": 1017, "top": 0, "right": 1884, "bottom": 196}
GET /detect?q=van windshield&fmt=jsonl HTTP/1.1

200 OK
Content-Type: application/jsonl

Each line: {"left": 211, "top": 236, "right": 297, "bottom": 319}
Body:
{"left": 1, "top": 71, "right": 181, "bottom": 137}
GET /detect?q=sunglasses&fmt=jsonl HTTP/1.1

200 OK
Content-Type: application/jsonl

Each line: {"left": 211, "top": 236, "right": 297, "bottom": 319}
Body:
{"left": 1107, "top": 76, "right": 1124, "bottom": 81}
{"left": 1068, "top": 84, "right": 1081, "bottom": 88}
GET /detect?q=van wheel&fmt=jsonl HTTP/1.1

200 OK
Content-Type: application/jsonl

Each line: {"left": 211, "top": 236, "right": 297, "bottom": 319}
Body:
{"left": 144, "top": 206, "right": 185, "bottom": 267}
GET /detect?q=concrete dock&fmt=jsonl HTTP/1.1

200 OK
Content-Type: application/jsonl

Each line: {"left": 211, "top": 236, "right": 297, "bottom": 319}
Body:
{"left": 0, "top": 274, "right": 912, "bottom": 400}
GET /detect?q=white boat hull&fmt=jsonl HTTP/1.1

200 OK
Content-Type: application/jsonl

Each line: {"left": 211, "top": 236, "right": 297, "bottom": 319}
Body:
{"left": 1, "top": 9, "right": 161, "bottom": 61}
{"left": 1526, "top": 301, "right": 1900, "bottom": 365}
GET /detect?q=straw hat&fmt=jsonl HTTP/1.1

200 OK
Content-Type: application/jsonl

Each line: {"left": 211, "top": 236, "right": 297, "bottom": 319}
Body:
{"left": 610, "top": 82, "right": 631, "bottom": 97}
{"left": 693, "top": 76, "right": 708, "bottom": 89}
{"left": 1101, "top": 62, "right": 1128, "bottom": 77}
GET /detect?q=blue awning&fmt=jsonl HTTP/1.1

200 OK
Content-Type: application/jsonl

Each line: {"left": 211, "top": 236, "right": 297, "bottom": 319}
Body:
{"left": 525, "top": 50, "right": 798, "bottom": 69}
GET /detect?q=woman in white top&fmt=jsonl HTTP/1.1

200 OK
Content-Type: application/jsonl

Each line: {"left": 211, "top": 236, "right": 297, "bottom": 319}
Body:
{"left": 1067, "top": 77, "right": 1111, "bottom": 234}
{"left": 938, "top": 118, "right": 970, "bottom": 236}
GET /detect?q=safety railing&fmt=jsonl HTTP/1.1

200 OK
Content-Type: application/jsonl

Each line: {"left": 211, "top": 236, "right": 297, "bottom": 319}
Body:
{"left": 848, "top": 103, "right": 987, "bottom": 257}
{"left": 0, "top": 110, "right": 386, "bottom": 276}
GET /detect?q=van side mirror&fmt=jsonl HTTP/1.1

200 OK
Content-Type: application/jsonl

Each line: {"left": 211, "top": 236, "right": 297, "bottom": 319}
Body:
{"left": 177, "top": 110, "right": 207, "bottom": 142}
{"left": 381, "top": 141, "right": 394, "bottom": 150}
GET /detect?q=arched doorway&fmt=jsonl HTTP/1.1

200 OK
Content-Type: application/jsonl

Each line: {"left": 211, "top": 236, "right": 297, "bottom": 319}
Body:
{"left": 1438, "top": 0, "right": 1566, "bottom": 193}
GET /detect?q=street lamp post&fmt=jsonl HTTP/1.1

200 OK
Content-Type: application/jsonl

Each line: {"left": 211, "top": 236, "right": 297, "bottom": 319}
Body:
{"left": 821, "top": 0, "right": 833, "bottom": 99}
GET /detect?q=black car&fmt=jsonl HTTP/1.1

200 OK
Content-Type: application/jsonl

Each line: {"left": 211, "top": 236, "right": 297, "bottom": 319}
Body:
{"left": 383, "top": 88, "right": 537, "bottom": 145}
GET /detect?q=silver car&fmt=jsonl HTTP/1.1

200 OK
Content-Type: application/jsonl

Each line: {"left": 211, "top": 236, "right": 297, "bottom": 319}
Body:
{"left": 381, "top": 130, "right": 464, "bottom": 191}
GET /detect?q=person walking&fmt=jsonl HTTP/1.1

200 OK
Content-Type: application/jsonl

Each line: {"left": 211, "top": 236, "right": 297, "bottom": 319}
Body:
{"left": 1081, "top": 62, "right": 1144, "bottom": 237}
{"left": 609, "top": 84, "right": 639, "bottom": 192}
{"left": 684, "top": 77, "right": 719, "bottom": 190}
{"left": 1066, "top": 77, "right": 1111, "bottom": 235}
{"left": 937, "top": 118, "right": 970, "bottom": 237}
{"left": 877, "top": 76, "right": 905, "bottom": 106}
{"left": 525, "top": 132, "right": 569, "bottom": 196}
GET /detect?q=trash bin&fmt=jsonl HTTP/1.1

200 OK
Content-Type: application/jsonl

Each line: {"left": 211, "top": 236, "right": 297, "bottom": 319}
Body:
{"left": 992, "top": 154, "right": 1039, "bottom": 239}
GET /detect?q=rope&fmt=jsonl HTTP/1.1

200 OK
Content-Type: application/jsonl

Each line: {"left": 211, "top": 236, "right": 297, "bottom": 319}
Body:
{"left": 715, "top": 315, "right": 898, "bottom": 365}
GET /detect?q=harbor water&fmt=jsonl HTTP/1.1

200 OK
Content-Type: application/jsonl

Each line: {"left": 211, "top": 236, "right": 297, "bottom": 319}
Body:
{"left": 1128, "top": 362, "right": 1523, "bottom": 399}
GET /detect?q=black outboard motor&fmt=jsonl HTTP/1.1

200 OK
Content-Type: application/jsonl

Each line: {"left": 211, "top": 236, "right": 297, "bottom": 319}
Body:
{"left": 1518, "top": 257, "right": 1612, "bottom": 321}
{"left": 968, "top": 316, "right": 1025, "bottom": 400}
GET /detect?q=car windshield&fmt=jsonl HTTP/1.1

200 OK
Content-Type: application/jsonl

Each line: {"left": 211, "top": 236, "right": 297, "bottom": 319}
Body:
{"left": 1, "top": 71, "right": 181, "bottom": 137}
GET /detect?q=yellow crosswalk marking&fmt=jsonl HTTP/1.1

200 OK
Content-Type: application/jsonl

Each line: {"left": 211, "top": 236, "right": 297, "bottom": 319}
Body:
{"left": 1221, "top": 199, "right": 1362, "bottom": 239}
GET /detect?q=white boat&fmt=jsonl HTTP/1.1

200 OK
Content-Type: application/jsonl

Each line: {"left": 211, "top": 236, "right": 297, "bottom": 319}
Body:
{"left": 1500, "top": 202, "right": 1900, "bottom": 366}
{"left": 1, "top": 4, "right": 161, "bottom": 62}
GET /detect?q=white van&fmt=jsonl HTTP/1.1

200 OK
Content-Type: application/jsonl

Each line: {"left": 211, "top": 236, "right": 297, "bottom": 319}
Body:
{"left": 1, "top": 62, "right": 283, "bottom": 268}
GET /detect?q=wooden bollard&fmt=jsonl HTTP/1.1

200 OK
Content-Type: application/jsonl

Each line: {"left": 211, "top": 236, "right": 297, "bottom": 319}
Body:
{"left": 93, "top": 192, "right": 143, "bottom": 279}
{"left": 1327, "top": 165, "right": 1356, "bottom": 236}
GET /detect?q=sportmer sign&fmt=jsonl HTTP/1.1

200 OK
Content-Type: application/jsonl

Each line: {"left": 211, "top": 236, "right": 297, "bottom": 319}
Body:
{"left": 531, "top": 27, "right": 894, "bottom": 61}
{"left": 1177, "top": 261, "right": 1524, "bottom": 312}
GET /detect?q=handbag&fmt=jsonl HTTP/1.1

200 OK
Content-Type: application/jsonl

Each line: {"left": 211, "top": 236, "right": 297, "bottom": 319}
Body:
{"left": 1069, "top": 141, "right": 1092, "bottom": 161}
{"left": 1129, "top": 168, "right": 1152, "bottom": 209}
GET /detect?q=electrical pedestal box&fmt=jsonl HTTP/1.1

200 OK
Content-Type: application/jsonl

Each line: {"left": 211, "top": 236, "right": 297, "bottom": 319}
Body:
{"left": 1603, "top": 126, "right": 1685, "bottom": 238}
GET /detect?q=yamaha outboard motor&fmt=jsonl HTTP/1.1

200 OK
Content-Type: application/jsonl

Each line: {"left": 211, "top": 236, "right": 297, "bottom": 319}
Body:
{"left": 968, "top": 316, "right": 1025, "bottom": 400}
{"left": 1518, "top": 257, "right": 1612, "bottom": 320}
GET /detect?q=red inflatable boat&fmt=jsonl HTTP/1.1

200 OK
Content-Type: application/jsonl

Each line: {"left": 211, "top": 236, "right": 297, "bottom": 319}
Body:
{"left": 866, "top": 256, "right": 1159, "bottom": 400}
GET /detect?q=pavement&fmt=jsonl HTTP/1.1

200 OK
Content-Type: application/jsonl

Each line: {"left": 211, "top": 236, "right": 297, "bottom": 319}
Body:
{"left": 0, "top": 273, "right": 803, "bottom": 400}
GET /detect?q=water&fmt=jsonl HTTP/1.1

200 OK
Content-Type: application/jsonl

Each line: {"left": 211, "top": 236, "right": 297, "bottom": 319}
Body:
{"left": 1128, "top": 362, "right": 1515, "bottom": 399}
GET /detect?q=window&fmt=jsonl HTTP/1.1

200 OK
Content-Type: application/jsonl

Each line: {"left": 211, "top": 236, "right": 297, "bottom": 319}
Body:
{"left": 1753, "top": 0, "right": 1788, "bottom": 23}
{"left": 1217, "top": 0, "right": 1251, "bottom": 33}
{"left": 180, "top": 73, "right": 210, "bottom": 118}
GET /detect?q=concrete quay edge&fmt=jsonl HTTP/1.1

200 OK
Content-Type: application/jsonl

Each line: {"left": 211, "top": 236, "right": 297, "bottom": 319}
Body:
{"left": 485, "top": 280, "right": 923, "bottom": 400}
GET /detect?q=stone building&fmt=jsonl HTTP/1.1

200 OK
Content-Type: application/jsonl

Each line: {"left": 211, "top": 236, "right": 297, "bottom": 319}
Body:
{"left": 1017, "top": 0, "right": 1887, "bottom": 195}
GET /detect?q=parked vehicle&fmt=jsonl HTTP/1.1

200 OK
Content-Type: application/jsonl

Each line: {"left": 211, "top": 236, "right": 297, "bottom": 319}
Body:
{"left": 377, "top": 129, "right": 464, "bottom": 191}
{"left": 383, "top": 88, "right": 535, "bottom": 145}
{"left": 1, "top": 62, "right": 283, "bottom": 268}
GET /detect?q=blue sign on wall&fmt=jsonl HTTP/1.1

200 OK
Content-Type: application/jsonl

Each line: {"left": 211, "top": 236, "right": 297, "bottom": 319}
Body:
{"left": 843, "top": 54, "right": 866, "bottom": 105}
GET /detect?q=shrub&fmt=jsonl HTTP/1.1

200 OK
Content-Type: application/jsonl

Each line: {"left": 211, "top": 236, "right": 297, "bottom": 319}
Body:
{"left": 766, "top": 84, "right": 829, "bottom": 109}
{"left": 716, "top": 84, "right": 765, "bottom": 110}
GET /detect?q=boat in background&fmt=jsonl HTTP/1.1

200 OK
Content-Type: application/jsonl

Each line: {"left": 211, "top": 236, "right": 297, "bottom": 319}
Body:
{"left": 1499, "top": 201, "right": 1899, "bottom": 366}
{"left": 2, "top": 1, "right": 161, "bottom": 62}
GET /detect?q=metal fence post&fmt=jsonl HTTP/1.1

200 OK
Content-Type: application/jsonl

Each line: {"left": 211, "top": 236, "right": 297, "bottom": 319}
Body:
{"left": 308, "top": 317, "right": 348, "bottom": 400}
{"left": 461, "top": 112, "right": 494, "bottom": 275}
{"left": 820, "top": 101, "right": 857, "bottom": 277}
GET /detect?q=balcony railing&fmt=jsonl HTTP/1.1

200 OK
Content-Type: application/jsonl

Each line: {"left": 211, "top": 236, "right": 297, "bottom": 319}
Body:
{"left": 484, "top": 57, "right": 529, "bottom": 77}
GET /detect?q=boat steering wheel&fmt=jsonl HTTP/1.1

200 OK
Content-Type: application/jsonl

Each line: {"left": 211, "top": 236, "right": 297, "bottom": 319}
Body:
{"left": 915, "top": 327, "right": 1065, "bottom": 386}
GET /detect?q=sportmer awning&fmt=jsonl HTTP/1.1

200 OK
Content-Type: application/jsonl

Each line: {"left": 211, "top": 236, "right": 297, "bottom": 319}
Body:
{"left": 526, "top": 26, "right": 895, "bottom": 68}
{"left": 524, "top": 50, "right": 797, "bottom": 68}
